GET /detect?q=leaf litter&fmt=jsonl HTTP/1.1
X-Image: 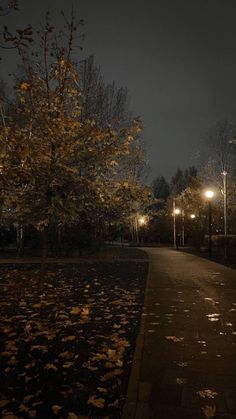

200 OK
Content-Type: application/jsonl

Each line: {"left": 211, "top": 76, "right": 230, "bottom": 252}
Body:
{"left": 0, "top": 262, "right": 147, "bottom": 418}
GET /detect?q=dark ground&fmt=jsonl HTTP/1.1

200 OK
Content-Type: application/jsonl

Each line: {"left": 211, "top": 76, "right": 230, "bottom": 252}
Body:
{"left": 0, "top": 249, "right": 148, "bottom": 419}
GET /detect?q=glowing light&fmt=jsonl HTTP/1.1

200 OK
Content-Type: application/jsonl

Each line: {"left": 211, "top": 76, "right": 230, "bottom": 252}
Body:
{"left": 138, "top": 216, "right": 146, "bottom": 226}
{"left": 205, "top": 190, "right": 214, "bottom": 199}
{"left": 174, "top": 208, "right": 181, "bottom": 215}
{"left": 190, "top": 214, "right": 196, "bottom": 219}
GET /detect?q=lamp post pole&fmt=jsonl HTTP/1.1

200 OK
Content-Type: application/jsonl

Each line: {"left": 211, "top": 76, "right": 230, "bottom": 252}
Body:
{"left": 204, "top": 190, "right": 214, "bottom": 259}
{"left": 208, "top": 200, "right": 212, "bottom": 258}
{"left": 173, "top": 200, "right": 180, "bottom": 248}
{"left": 173, "top": 199, "right": 176, "bottom": 248}
{"left": 182, "top": 210, "right": 185, "bottom": 247}
{"left": 222, "top": 171, "right": 227, "bottom": 237}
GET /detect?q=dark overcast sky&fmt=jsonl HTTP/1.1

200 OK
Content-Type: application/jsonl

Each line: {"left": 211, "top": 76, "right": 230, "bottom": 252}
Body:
{"left": 3, "top": 0, "right": 236, "bottom": 180}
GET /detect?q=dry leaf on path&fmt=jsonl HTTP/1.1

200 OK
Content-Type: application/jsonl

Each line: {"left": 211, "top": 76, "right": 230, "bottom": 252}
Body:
{"left": 202, "top": 405, "right": 216, "bottom": 418}
{"left": 87, "top": 395, "right": 105, "bottom": 408}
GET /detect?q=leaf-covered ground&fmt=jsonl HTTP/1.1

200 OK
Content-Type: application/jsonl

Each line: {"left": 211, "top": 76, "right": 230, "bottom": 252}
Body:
{"left": 0, "top": 262, "right": 148, "bottom": 419}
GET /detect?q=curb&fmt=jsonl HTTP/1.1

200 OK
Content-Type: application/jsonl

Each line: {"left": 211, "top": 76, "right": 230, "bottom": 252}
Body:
{"left": 122, "top": 251, "right": 152, "bottom": 419}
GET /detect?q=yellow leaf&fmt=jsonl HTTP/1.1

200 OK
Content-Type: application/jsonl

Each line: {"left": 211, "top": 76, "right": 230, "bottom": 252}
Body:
{"left": 61, "top": 335, "right": 76, "bottom": 342}
{"left": 81, "top": 306, "right": 90, "bottom": 316}
{"left": 101, "top": 368, "right": 123, "bottom": 382}
{"left": 70, "top": 307, "right": 80, "bottom": 315}
{"left": 19, "top": 82, "right": 30, "bottom": 91}
{"left": 44, "top": 363, "right": 58, "bottom": 371}
{"left": 52, "top": 405, "right": 63, "bottom": 414}
{"left": 201, "top": 405, "right": 217, "bottom": 418}
{"left": 87, "top": 395, "right": 105, "bottom": 408}
{"left": 23, "top": 395, "right": 34, "bottom": 403}
{"left": 97, "top": 387, "right": 107, "bottom": 393}
{"left": 67, "top": 413, "right": 79, "bottom": 419}
{"left": 19, "top": 404, "right": 29, "bottom": 412}
{"left": 31, "top": 345, "right": 48, "bottom": 353}
{"left": 58, "top": 351, "right": 73, "bottom": 359}
{"left": 63, "top": 362, "right": 74, "bottom": 369}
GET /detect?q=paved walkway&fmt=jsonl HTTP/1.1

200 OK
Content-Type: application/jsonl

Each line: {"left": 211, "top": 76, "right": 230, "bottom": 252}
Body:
{"left": 122, "top": 247, "right": 236, "bottom": 419}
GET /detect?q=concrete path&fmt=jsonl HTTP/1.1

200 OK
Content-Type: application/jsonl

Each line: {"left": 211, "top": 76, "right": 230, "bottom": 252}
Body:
{"left": 123, "top": 248, "right": 236, "bottom": 419}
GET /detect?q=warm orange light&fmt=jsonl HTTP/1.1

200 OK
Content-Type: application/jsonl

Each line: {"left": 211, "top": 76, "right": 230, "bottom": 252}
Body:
{"left": 174, "top": 208, "right": 181, "bottom": 215}
{"left": 190, "top": 214, "right": 196, "bottom": 219}
{"left": 138, "top": 216, "right": 146, "bottom": 226}
{"left": 205, "top": 190, "right": 214, "bottom": 199}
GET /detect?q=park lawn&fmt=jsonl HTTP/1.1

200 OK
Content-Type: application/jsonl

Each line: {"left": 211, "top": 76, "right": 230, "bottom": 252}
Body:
{"left": 0, "top": 260, "right": 148, "bottom": 419}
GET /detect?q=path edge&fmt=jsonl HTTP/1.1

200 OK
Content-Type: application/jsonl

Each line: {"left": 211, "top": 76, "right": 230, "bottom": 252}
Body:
{"left": 122, "top": 249, "right": 151, "bottom": 419}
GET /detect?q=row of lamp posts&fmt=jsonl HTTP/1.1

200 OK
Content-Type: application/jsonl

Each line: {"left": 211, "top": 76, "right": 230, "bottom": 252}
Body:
{"left": 173, "top": 200, "right": 196, "bottom": 249}
{"left": 173, "top": 171, "right": 228, "bottom": 258}
{"left": 173, "top": 189, "right": 215, "bottom": 257}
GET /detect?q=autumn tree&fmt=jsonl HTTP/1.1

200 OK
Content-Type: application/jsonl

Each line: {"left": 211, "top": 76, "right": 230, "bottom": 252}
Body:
{"left": 0, "top": 12, "right": 148, "bottom": 259}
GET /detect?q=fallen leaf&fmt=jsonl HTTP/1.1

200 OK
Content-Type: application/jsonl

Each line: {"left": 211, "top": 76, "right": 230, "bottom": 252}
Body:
{"left": 165, "top": 336, "right": 184, "bottom": 343}
{"left": 81, "top": 306, "right": 90, "bottom": 316}
{"left": 70, "top": 307, "right": 80, "bottom": 315}
{"left": 44, "top": 363, "right": 58, "bottom": 371}
{"left": 62, "top": 336, "right": 76, "bottom": 342}
{"left": 23, "top": 395, "right": 34, "bottom": 404}
{"left": 202, "top": 405, "right": 216, "bottom": 418}
{"left": 31, "top": 345, "right": 48, "bottom": 353}
{"left": 52, "top": 405, "right": 63, "bottom": 414}
{"left": 101, "top": 368, "right": 123, "bottom": 381}
{"left": 58, "top": 351, "right": 73, "bottom": 359}
{"left": 197, "top": 389, "right": 219, "bottom": 399}
{"left": 176, "top": 378, "right": 186, "bottom": 384}
{"left": 97, "top": 387, "right": 107, "bottom": 393}
{"left": 67, "top": 413, "right": 79, "bottom": 419}
{"left": 87, "top": 395, "right": 105, "bottom": 408}
{"left": 63, "top": 362, "right": 74, "bottom": 369}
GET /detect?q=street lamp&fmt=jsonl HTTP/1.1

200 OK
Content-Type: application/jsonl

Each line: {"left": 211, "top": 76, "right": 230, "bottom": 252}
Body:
{"left": 221, "top": 170, "right": 227, "bottom": 237}
{"left": 137, "top": 215, "right": 147, "bottom": 244}
{"left": 190, "top": 214, "right": 196, "bottom": 219}
{"left": 204, "top": 189, "right": 215, "bottom": 258}
{"left": 173, "top": 199, "right": 181, "bottom": 248}
{"left": 138, "top": 216, "right": 146, "bottom": 226}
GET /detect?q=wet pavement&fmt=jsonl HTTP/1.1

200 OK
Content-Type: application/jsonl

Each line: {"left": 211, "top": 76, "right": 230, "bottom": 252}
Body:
{"left": 123, "top": 247, "right": 236, "bottom": 419}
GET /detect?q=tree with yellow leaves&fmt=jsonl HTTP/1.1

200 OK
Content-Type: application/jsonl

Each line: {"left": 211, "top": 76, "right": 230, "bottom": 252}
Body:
{"left": 0, "top": 12, "right": 148, "bottom": 261}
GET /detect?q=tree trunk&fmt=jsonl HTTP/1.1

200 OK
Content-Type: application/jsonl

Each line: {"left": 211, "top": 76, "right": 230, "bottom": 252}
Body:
{"left": 40, "top": 227, "right": 48, "bottom": 275}
{"left": 57, "top": 226, "right": 62, "bottom": 257}
{"left": 16, "top": 225, "right": 24, "bottom": 257}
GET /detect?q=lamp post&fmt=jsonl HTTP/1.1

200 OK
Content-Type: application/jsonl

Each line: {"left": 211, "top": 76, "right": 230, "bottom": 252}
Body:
{"left": 221, "top": 170, "right": 227, "bottom": 237}
{"left": 182, "top": 209, "right": 185, "bottom": 246}
{"left": 138, "top": 215, "right": 147, "bottom": 244}
{"left": 173, "top": 199, "right": 180, "bottom": 248}
{"left": 204, "top": 190, "right": 215, "bottom": 258}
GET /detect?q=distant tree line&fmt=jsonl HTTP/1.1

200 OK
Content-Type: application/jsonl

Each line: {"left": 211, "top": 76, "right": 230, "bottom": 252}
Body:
{"left": 145, "top": 123, "right": 236, "bottom": 259}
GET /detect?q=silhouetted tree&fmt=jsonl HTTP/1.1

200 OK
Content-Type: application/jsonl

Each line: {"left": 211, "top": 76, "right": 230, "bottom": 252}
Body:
{"left": 152, "top": 176, "right": 170, "bottom": 200}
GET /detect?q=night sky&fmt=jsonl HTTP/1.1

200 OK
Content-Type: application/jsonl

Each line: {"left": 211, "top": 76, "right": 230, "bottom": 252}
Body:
{"left": 3, "top": 0, "right": 236, "bottom": 180}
